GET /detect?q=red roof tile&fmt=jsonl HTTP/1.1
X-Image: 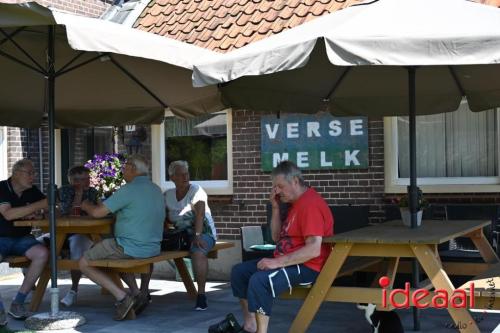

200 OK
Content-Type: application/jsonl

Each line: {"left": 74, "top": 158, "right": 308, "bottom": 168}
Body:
{"left": 134, "top": 0, "right": 364, "bottom": 53}
{"left": 134, "top": 0, "right": 500, "bottom": 53}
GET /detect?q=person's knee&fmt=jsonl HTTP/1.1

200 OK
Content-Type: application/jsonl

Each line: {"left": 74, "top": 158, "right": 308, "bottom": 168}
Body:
{"left": 191, "top": 251, "right": 207, "bottom": 263}
{"left": 248, "top": 273, "right": 267, "bottom": 292}
{"left": 27, "top": 244, "right": 49, "bottom": 263}
{"left": 231, "top": 263, "right": 244, "bottom": 283}
{"left": 78, "top": 256, "right": 89, "bottom": 271}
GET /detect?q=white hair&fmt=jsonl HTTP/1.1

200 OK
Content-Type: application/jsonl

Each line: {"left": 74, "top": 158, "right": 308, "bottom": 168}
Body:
{"left": 12, "top": 159, "right": 34, "bottom": 175}
{"left": 127, "top": 155, "right": 149, "bottom": 175}
{"left": 168, "top": 160, "right": 189, "bottom": 177}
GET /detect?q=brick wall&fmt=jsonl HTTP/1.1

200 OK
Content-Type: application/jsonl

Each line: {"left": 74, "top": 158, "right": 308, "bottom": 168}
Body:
{"left": 210, "top": 110, "right": 386, "bottom": 240}
{"left": 6, "top": 127, "right": 49, "bottom": 190}
{"left": 209, "top": 110, "right": 500, "bottom": 240}
{"left": 34, "top": 0, "right": 113, "bottom": 18}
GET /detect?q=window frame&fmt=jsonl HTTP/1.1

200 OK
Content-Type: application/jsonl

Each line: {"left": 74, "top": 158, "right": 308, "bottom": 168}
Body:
{"left": 152, "top": 109, "right": 233, "bottom": 195}
{"left": 0, "top": 127, "right": 7, "bottom": 180}
{"left": 384, "top": 111, "right": 500, "bottom": 194}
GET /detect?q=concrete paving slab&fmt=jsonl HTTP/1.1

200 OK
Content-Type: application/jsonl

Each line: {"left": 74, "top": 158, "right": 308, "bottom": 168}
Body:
{"left": 0, "top": 273, "right": 498, "bottom": 333}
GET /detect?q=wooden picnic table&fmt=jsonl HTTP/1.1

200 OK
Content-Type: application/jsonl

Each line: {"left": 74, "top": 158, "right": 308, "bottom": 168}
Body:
{"left": 13, "top": 217, "right": 234, "bottom": 313}
{"left": 289, "top": 219, "right": 500, "bottom": 333}
{"left": 14, "top": 216, "right": 114, "bottom": 311}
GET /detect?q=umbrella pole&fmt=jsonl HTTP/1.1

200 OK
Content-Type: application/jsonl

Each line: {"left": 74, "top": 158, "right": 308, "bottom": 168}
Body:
{"left": 408, "top": 66, "right": 421, "bottom": 331}
{"left": 47, "top": 25, "right": 60, "bottom": 317}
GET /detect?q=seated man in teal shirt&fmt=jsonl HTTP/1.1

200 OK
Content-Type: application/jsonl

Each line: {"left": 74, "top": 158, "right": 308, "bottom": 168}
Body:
{"left": 79, "top": 155, "right": 165, "bottom": 321}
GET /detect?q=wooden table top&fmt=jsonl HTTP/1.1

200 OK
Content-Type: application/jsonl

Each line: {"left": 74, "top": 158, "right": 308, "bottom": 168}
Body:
{"left": 14, "top": 216, "right": 114, "bottom": 228}
{"left": 325, "top": 219, "right": 490, "bottom": 245}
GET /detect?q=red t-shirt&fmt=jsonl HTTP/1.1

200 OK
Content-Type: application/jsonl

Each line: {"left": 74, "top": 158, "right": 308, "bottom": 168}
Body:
{"left": 273, "top": 188, "right": 334, "bottom": 272}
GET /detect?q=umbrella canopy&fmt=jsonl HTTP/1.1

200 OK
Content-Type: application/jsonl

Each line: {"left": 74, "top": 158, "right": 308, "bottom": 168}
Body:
{"left": 0, "top": 2, "right": 224, "bottom": 128}
{"left": 193, "top": 0, "right": 500, "bottom": 117}
{"left": 0, "top": 2, "right": 225, "bottom": 319}
{"left": 193, "top": 2, "right": 500, "bottom": 329}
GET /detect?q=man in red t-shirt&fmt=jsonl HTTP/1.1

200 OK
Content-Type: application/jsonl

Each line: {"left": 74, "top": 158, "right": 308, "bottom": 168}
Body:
{"left": 210, "top": 161, "right": 333, "bottom": 333}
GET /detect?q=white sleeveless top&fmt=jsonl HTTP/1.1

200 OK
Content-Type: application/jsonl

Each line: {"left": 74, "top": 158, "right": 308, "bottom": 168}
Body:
{"left": 164, "top": 184, "right": 217, "bottom": 239}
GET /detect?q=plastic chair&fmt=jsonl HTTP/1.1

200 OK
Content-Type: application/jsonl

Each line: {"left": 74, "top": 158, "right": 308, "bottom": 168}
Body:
{"left": 240, "top": 226, "right": 273, "bottom": 261}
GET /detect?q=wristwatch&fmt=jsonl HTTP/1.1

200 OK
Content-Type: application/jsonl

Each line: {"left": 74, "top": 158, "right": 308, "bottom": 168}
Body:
{"left": 195, "top": 232, "right": 202, "bottom": 236}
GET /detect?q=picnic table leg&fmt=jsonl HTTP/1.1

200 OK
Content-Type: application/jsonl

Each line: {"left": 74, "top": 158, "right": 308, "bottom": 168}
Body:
{"left": 289, "top": 244, "right": 352, "bottom": 333}
{"left": 174, "top": 258, "right": 197, "bottom": 299}
{"left": 466, "top": 230, "right": 499, "bottom": 264}
{"left": 30, "top": 231, "right": 67, "bottom": 311}
{"left": 375, "top": 257, "right": 399, "bottom": 311}
{"left": 413, "top": 244, "right": 480, "bottom": 333}
{"left": 30, "top": 268, "right": 50, "bottom": 312}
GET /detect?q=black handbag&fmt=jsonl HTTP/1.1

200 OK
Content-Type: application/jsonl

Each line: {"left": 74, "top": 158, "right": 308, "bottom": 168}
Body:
{"left": 161, "top": 229, "right": 192, "bottom": 251}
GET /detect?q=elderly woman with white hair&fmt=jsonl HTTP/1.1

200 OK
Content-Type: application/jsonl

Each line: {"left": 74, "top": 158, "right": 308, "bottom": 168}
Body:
{"left": 164, "top": 160, "right": 217, "bottom": 311}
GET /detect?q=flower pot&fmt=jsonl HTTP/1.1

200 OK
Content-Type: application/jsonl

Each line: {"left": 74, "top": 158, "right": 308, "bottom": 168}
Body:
{"left": 400, "top": 208, "right": 423, "bottom": 227}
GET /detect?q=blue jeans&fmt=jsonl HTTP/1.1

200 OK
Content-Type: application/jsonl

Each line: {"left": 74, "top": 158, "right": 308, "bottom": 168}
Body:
{"left": 0, "top": 235, "right": 42, "bottom": 257}
{"left": 231, "top": 259, "right": 319, "bottom": 316}
{"left": 191, "top": 234, "right": 215, "bottom": 256}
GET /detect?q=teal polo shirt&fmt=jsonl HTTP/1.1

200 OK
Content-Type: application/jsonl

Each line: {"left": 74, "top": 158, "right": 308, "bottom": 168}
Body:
{"left": 103, "top": 176, "right": 165, "bottom": 258}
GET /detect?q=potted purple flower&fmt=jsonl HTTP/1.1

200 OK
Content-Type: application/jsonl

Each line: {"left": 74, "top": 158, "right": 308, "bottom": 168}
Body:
{"left": 84, "top": 153, "right": 126, "bottom": 199}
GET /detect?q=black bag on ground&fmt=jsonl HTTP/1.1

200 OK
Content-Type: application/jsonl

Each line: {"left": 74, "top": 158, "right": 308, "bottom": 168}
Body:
{"left": 161, "top": 229, "right": 192, "bottom": 251}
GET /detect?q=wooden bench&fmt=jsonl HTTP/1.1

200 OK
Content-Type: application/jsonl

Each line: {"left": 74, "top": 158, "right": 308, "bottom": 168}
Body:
{"left": 5, "top": 242, "right": 234, "bottom": 272}
{"left": 4, "top": 242, "right": 234, "bottom": 313}
{"left": 3, "top": 256, "right": 30, "bottom": 267}
{"left": 85, "top": 241, "right": 233, "bottom": 272}
{"left": 281, "top": 257, "right": 383, "bottom": 299}
{"left": 459, "top": 262, "right": 500, "bottom": 310}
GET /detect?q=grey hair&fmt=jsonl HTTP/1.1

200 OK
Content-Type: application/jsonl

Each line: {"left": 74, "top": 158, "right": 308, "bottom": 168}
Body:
{"left": 126, "top": 155, "right": 149, "bottom": 175}
{"left": 168, "top": 160, "right": 189, "bottom": 177}
{"left": 12, "top": 158, "right": 34, "bottom": 175}
{"left": 271, "top": 160, "right": 305, "bottom": 186}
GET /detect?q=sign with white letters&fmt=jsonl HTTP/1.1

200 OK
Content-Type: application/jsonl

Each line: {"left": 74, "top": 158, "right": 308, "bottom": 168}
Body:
{"left": 261, "top": 114, "right": 368, "bottom": 171}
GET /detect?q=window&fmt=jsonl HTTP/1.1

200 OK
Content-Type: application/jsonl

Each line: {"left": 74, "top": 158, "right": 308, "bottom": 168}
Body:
{"left": 152, "top": 110, "right": 233, "bottom": 195}
{"left": 385, "top": 100, "right": 500, "bottom": 193}
{"left": 60, "top": 127, "right": 115, "bottom": 185}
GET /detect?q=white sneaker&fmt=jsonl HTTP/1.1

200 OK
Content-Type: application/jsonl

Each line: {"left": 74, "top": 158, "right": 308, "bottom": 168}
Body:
{"left": 60, "top": 290, "right": 77, "bottom": 307}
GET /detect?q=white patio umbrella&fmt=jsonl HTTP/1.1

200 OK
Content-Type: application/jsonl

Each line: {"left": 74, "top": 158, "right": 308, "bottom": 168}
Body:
{"left": 194, "top": 0, "right": 500, "bottom": 229}
{"left": 0, "top": 2, "right": 224, "bottom": 324}
{"left": 1, "top": 2, "right": 223, "bottom": 127}
{"left": 193, "top": 0, "right": 500, "bottom": 330}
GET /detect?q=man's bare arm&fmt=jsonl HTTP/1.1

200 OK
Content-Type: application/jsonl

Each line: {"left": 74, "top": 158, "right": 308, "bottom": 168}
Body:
{"left": 81, "top": 200, "right": 110, "bottom": 218}
{"left": 193, "top": 201, "right": 205, "bottom": 234}
{"left": 269, "top": 187, "right": 282, "bottom": 242}
{"left": 0, "top": 198, "right": 48, "bottom": 221}
{"left": 257, "top": 236, "right": 323, "bottom": 270}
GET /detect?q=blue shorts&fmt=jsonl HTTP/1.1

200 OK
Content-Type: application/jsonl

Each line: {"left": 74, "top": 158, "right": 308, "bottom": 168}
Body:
{"left": 0, "top": 235, "right": 42, "bottom": 257}
{"left": 190, "top": 234, "right": 215, "bottom": 256}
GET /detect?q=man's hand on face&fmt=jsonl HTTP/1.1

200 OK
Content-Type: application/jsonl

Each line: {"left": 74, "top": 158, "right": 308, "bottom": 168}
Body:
{"left": 269, "top": 186, "right": 280, "bottom": 209}
{"left": 257, "top": 257, "right": 282, "bottom": 271}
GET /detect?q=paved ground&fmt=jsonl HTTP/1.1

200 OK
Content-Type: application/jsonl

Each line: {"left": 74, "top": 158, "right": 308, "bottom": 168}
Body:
{"left": 0, "top": 273, "right": 498, "bottom": 333}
